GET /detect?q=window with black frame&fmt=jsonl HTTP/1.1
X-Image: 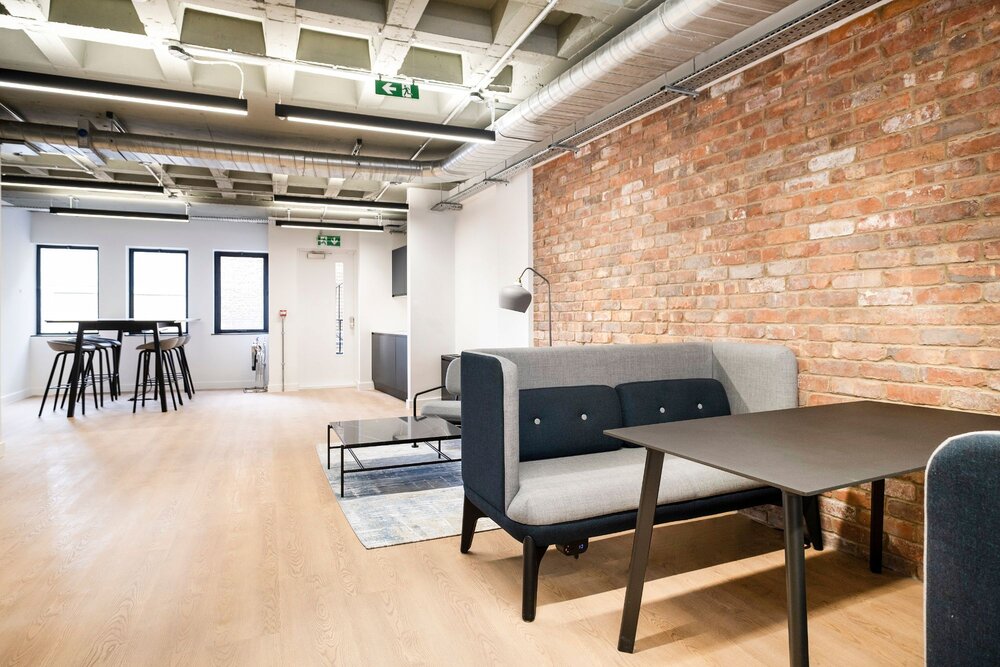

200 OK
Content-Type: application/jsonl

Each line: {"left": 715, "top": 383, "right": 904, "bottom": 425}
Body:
{"left": 214, "top": 251, "right": 268, "bottom": 334}
{"left": 129, "top": 248, "right": 188, "bottom": 330}
{"left": 36, "top": 245, "right": 99, "bottom": 335}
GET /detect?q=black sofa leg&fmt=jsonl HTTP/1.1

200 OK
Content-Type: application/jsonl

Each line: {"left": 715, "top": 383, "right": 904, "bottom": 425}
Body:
{"left": 803, "top": 496, "right": 824, "bottom": 551}
{"left": 522, "top": 536, "right": 548, "bottom": 622}
{"left": 460, "top": 496, "right": 485, "bottom": 554}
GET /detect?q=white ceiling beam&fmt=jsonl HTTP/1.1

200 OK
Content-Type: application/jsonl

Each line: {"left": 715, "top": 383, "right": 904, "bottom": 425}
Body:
{"left": 261, "top": 6, "right": 299, "bottom": 100}
{"left": 323, "top": 178, "right": 339, "bottom": 197}
{"left": 129, "top": 0, "right": 194, "bottom": 83}
{"left": 0, "top": 0, "right": 84, "bottom": 68}
{"left": 373, "top": 0, "right": 431, "bottom": 77}
{"left": 271, "top": 173, "right": 288, "bottom": 196}
{"left": 209, "top": 167, "right": 236, "bottom": 199}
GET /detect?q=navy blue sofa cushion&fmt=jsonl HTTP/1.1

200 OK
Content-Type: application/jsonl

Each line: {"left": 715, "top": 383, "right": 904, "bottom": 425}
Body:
{"left": 616, "top": 378, "right": 731, "bottom": 427}
{"left": 519, "top": 385, "right": 622, "bottom": 462}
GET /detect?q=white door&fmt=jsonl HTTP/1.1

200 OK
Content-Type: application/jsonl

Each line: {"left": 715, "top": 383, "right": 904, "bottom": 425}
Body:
{"left": 296, "top": 249, "right": 357, "bottom": 389}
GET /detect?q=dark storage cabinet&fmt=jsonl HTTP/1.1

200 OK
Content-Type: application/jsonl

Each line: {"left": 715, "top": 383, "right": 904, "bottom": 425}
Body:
{"left": 372, "top": 332, "right": 407, "bottom": 400}
{"left": 392, "top": 246, "right": 407, "bottom": 297}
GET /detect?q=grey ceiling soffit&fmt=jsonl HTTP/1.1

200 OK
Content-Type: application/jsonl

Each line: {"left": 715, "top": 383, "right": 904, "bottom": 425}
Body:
{"left": 0, "top": 0, "right": 795, "bottom": 186}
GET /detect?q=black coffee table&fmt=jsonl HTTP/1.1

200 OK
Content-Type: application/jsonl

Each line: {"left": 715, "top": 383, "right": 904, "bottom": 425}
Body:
{"left": 327, "top": 415, "right": 462, "bottom": 496}
{"left": 606, "top": 400, "right": 1000, "bottom": 666}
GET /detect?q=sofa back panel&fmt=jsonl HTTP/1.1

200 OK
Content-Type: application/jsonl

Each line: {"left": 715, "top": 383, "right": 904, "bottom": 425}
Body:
{"left": 519, "top": 385, "right": 622, "bottom": 461}
{"left": 711, "top": 342, "right": 798, "bottom": 414}
{"left": 460, "top": 352, "right": 512, "bottom": 512}
{"left": 616, "top": 378, "right": 731, "bottom": 428}
{"left": 472, "top": 343, "right": 713, "bottom": 390}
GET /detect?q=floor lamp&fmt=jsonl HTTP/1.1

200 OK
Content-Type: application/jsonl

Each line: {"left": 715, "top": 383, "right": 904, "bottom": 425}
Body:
{"left": 499, "top": 267, "right": 552, "bottom": 346}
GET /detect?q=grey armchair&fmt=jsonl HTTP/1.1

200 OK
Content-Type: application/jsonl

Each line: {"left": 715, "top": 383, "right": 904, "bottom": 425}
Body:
{"left": 412, "top": 358, "right": 461, "bottom": 423}
{"left": 925, "top": 430, "right": 1000, "bottom": 666}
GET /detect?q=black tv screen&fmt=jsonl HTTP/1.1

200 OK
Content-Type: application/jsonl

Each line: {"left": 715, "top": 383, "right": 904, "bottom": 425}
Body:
{"left": 392, "top": 246, "right": 407, "bottom": 297}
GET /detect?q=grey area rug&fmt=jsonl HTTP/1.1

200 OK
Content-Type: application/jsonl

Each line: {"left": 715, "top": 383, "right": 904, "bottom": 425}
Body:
{"left": 317, "top": 439, "right": 498, "bottom": 549}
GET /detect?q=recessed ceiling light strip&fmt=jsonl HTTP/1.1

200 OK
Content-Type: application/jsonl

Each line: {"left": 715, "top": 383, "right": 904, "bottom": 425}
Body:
{"left": 274, "top": 104, "right": 496, "bottom": 145}
{"left": 0, "top": 68, "right": 248, "bottom": 116}
{"left": 49, "top": 206, "right": 189, "bottom": 222}
{"left": 272, "top": 193, "right": 408, "bottom": 213}
{"left": 274, "top": 219, "right": 384, "bottom": 233}
{"left": 4, "top": 175, "right": 164, "bottom": 195}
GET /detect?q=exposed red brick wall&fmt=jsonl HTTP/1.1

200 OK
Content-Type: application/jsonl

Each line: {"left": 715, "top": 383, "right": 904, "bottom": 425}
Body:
{"left": 531, "top": 0, "right": 999, "bottom": 577}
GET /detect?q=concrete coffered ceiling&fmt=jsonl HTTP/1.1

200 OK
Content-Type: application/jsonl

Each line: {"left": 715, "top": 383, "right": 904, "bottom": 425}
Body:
{"left": 0, "top": 0, "right": 664, "bottom": 216}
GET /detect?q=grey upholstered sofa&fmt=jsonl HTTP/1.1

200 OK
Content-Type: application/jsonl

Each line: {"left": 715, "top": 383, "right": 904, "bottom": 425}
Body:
{"left": 459, "top": 342, "right": 822, "bottom": 621}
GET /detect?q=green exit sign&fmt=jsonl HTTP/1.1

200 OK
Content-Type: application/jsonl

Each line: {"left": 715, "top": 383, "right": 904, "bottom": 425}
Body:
{"left": 317, "top": 234, "right": 340, "bottom": 247}
{"left": 375, "top": 80, "right": 419, "bottom": 99}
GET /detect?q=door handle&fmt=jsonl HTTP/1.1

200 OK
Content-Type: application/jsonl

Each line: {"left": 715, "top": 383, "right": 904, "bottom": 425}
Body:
{"left": 349, "top": 316, "right": 356, "bottom": 330}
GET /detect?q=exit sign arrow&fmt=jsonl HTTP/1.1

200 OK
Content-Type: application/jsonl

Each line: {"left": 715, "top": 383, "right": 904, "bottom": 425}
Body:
{"left": 375, "top": 80, "right": 420, "bottom": 99}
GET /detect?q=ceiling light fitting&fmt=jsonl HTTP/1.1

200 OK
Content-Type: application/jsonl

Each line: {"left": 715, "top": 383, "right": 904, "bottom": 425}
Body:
{"left": 274, "top": 219, "right": 384, "bottom": 233}
{"left": 272, "top": 194, "right": 407, "bottom": 213}
{"left": 274, "top": 104, "right": 496, "bottom": 145}
{"left": 3, "top": 175, "right": 165, "bottom": 195}
{"left": 49, "top": 206, "right": 189, "bottom": 222}
{"left": 0, "top": 68, "right": 248, "bottom": 116}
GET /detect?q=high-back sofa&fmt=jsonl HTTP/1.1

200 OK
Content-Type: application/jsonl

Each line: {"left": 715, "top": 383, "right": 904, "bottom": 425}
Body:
{"left": 460, "top": 342, "right": 821, "bottom": 621}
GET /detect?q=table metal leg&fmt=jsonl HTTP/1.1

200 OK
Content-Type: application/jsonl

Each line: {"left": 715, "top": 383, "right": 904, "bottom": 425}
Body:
{"left": 869, "top": 479, "right": 885, "bottom": 574}
{"left": 340, "top": 445, "right": 345, "bottom": 498}
{"left": 65, "top": 325, "right": 86, "bottom": 418}
{"left": 152, "top": 327, "right": 168, "bottom": 413}
{"left": 327, "top": 426, "right": 332, "bottom": 470}
{"left": 618, "top": 449, "right": 665, "bottom": 653}
{"left": 783, "top": 491, "right": 809, "bottom": 667}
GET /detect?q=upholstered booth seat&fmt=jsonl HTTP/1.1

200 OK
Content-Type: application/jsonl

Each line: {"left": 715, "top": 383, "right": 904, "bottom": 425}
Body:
{"left": 507, "top": 448, "right": 765, "bottom": 525}
{"left": 459, "top": 342, "right": 816, "bottom": 622}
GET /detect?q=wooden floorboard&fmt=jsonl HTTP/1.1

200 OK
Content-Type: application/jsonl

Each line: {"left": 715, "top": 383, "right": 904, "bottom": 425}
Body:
{"left": 0, "top": 389, "right": 924, "bottom": 665}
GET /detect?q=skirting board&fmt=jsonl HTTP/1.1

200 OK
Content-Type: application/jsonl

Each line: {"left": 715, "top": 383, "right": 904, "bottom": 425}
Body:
{"left": 357, "top": 381, "right": 375, "bottom": 391}
{"left": 2, "top": 388, "right": 31, "bottom": 405}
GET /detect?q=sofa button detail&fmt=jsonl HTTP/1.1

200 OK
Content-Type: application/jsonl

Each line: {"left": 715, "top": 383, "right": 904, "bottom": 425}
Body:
{"left": 697, "top": 403, "right": 703, "bottom": 410}
{"left": 659, "top": 407, "right": 665, "bottom": 414}
{"left": 580, "top": 414, "right": 588, "bottom": 421}
{"left": 534, "top": 418, "right": 541, "bottom": 425}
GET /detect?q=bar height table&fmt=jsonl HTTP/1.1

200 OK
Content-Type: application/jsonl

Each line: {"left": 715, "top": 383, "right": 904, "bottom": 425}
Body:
{"left": 46, "top": 318, "right": 194, "bottom": 417}
{"left": 606, "top": 400, "right": 1000, "bottom": 666}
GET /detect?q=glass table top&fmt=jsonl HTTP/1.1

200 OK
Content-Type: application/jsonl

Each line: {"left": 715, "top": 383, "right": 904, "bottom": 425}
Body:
{"left": 331, "top": 415, "right": 462, "bottom": 447}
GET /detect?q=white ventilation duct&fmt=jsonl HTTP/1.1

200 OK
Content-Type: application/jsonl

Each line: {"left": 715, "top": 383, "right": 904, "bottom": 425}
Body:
{"left": 0, "top": 0, "right": 792, "bottom": 183}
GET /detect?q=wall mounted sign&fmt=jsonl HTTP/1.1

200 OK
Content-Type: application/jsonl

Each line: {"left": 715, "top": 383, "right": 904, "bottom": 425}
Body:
{"left": 375, "top": 80, "right": 419, "bottom": 99}
{"left": 317, "top": 234, "right": 341, "bottom": 247}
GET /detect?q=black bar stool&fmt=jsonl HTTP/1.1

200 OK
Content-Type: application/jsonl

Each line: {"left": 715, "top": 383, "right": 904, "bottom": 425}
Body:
{"left": 84, "top": 336, "right": 121, "bottom": 405}
{"left": 38, "top": 339, "right": 99, "bottom": 417}
{"left": 165, "top": 334, "right": 195, "bottom": 399}
{"left": 133, "top": 336, "right": 184, "bottom": 412}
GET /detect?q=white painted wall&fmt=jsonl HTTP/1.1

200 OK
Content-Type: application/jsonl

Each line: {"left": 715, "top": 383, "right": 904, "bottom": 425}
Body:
{"left": 27, "top": 212, "right": 268, "bottom": 394}
{"left": 1, "top": 207, "right": 34, "bottom": 404}
{"left": 268, "top": 223, "right": 374, "bottom": 391}
{"left": 452, "top": 170, "right": 534, "bottom": 352}
{"left": 406, "top": 189, "right": 456, "bottom": 402}
{"left": 356, "top": 231, "right": 407, "bottom": 391}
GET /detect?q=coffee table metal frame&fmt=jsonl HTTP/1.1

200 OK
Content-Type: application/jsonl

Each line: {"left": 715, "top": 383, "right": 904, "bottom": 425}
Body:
{"left": 327, "top": 417, "right": 462, "bottom": 497}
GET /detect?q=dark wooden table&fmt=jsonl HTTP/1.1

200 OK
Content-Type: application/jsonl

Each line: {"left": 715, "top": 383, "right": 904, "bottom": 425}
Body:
{"left": 606, "top": 400, "right": 1000, "bottom": 666}
{"left": 46, "top": 318, "right": 193, "bottom": 417}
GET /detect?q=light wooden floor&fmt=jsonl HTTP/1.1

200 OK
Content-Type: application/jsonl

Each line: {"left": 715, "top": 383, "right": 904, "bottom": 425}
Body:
{"left": 0, "top": 389, "right": 924, "bottom": 666}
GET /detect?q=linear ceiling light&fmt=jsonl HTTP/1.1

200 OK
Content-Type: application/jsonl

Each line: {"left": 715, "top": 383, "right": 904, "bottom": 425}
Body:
{"left": 4, "top": 175, "right": 165, "bottom": 196}
{"left": 275, "top": 104, "right": 495, "bottom": 144}
{"left": 274, "top": 219, "right": 384, "bottom": 233}
{"left": 0, "top": 68, "right": 248, "bottom": 116}
{"left": 49, "top": 206, "right": 189, "bottom": 222}
{"left": 272, "top": 194, "right": 408, "bottom": 213}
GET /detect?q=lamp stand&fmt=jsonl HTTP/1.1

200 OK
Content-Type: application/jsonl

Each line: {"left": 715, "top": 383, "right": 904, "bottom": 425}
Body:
{"left": 517, "top": 267, "right": 552, "bottom": 347}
